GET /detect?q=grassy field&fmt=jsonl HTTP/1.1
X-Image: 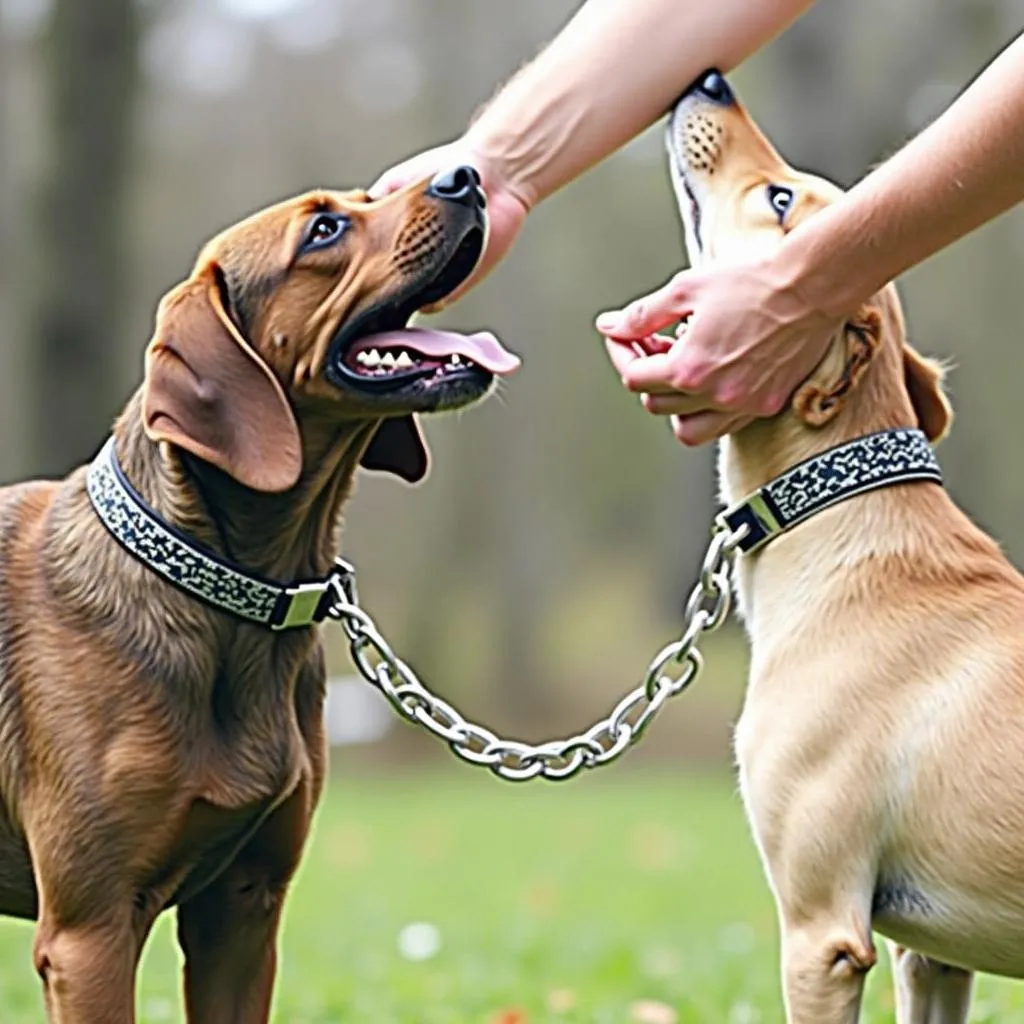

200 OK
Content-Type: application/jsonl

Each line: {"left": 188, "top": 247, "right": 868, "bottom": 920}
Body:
{"left": 1, "top": 771, "right": 1024, "bottom": 1022}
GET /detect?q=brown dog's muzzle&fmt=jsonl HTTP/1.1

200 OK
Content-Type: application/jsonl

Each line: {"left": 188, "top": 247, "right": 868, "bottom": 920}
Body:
{"left": 323, "top": 166, "right": 511, "bottom": 392}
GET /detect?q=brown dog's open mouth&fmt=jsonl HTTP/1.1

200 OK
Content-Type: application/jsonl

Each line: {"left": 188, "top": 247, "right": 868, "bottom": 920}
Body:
{"left": 326, "top": 226, "right": 520, "bottom": 393}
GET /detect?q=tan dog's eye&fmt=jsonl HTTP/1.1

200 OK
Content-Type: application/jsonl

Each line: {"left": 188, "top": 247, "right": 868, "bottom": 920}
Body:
{"left": 766, "top": 185, "right": 794, "bottom": 224}
{"left": 301, "top": 213, "right": 349, "bottom": 254}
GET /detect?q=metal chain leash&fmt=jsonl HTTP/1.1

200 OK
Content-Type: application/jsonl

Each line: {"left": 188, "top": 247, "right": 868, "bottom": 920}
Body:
{"left": 326, "top": 520, "right": 748, "bottom": 782}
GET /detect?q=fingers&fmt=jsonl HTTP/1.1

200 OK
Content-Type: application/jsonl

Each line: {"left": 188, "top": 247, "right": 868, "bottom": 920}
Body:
{"left": 620, "top": 348, "right": 704, "bottom": 395}
{"left": 367, "top": 166, "right": 408, "bottom": 200}
{"left": 641, "top": 392, "right": 708, "bottom": 417}
{"left": 595, "top": 271, "right": 695, "bottom": 339}
{"left": 670, "top": 411, "right": 754, "bottom": 447}
{"left": 602, "top": 334, "right": 673, "bottom": 377}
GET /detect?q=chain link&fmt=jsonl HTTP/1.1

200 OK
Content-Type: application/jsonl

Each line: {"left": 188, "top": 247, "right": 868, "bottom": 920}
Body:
{"left": 326, "top": 521, "right": 747, "bottom": 782}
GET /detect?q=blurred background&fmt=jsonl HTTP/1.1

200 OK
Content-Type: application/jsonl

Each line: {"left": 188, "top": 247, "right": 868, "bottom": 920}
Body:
{"left": 1, "top": 0, "right": 1024, "bottom": 769}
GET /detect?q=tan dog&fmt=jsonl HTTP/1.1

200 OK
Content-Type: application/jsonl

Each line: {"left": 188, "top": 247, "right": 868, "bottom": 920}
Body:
{"left": 668, "top": 72, "right": 1024, "bottom": 1023}
{"left": 0, "top": 166, "right": 518, "bottom": 1021}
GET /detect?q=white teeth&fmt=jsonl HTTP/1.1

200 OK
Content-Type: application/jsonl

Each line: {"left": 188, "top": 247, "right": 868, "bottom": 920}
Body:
{"left": 363, "top": 349, "right": 381, "bottom": 367}
{"left": 356, "top": 351, "right": 369, "bottom": 365}
{"left": 381, "top": 351, "right": 396, "bottom": 368}
{"left": 395, "top": 351, "right": 413, "bottom": 368}
{"left": 450, "top": 354, "right": 461, "bottom": 365}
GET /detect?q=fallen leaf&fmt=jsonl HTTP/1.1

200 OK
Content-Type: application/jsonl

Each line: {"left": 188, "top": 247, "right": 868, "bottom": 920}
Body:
{"left": 488, "top": 1009, "right": 528, "bottom": 1024}
{"left": 545, "top": 988, "right": 576, "bottom": 1013}
{"left": 629, "top": 999, "right": 679, "bottom": 1024}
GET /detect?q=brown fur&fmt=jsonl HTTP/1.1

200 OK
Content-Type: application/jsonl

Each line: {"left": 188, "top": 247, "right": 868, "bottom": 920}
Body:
{"left": 669, "top": 77, "right": 1024, "bottom": 1023}
{"left": 0, "top": 179, "right": 493, "bottom": 1021}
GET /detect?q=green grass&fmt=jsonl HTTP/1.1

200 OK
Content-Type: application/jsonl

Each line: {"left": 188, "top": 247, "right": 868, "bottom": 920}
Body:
{"left": 2, "top": 771, "right": 1024, "bottom": 1021}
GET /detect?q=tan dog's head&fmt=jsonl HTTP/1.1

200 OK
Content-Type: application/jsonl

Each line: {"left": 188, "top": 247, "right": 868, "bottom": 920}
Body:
{"left": 142, "top": 167, "right": 519, "bottom": 492}
{"left": 666, "top": 71, "right": 950, "bottom": 444}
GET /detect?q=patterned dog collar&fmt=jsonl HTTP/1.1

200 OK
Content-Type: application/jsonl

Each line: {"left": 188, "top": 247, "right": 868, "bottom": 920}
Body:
{"left": 86, "top": 437, "right": 350, "bottom": 630}
{"left": 718, "top": 427, "right": 943, "bottom": 555}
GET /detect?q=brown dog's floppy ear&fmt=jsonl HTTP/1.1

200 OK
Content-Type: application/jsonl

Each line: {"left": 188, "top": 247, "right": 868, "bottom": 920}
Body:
{"left": 792, "top": 307, "right": 882, "bottom": 427}
{"left": 903, "top": 345, "right": 952, "bottom": 443}
{"left": 360, "top": 416, "right": 429, "bottom": 484}
{"left": 142, "top": 264, "right": 303, "bottom": 492}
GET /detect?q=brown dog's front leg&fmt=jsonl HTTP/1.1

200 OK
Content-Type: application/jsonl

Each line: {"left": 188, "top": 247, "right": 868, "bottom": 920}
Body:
{"left": 33, "top": 911, "right": 144, "bottom": 1024}
{"left": 177, "top": 865, "right": 285, "bottom": 1024}
{"left": 178, "top": 784, "right": 314, "bottom": 1024}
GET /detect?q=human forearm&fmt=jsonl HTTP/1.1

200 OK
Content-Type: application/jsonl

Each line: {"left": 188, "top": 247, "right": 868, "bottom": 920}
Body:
{"left": 786, "top": 32, "right": 1024, "bottom": 318}
{"left": 466, "top": 0, "right": 813, "bottom": 208}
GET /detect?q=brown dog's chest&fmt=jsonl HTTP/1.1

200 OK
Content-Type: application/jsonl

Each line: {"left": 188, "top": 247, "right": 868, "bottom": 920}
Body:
{"left": 157, "top": 656, "right": 324, "bottom": 907}
{"left": 167, "top": 780, "right": 305, "bottom": 908}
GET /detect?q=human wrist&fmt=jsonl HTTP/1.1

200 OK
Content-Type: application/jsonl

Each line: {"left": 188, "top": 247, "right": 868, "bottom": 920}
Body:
{"left": 462, "top": 112, "right": 549, "bottom": 214}
{"left": 775, "top": 216, "right": 872, "bottom": 326}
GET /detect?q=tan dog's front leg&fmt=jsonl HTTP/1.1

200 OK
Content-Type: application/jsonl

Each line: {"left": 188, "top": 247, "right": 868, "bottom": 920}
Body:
{"left": 889, "top": 942, "right": 973, "bottom": 1024}
{"left": 780, "top": 919, "right": 876, "bottom": 1023}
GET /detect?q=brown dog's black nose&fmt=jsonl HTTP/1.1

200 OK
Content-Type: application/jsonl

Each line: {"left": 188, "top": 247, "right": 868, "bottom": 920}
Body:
{"left": 687, "top": 69, "right": 734, "bottom": 105}
{"left": 426, "top": 166, "right": 486, "bottom": 208}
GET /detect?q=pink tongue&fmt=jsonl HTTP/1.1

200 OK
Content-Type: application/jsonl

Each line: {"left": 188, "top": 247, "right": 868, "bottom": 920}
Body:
{"left": 353, "top": 327, "right": 521, "bottom": 376}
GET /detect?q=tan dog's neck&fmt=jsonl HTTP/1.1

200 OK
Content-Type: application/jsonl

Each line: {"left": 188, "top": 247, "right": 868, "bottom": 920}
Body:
{"left": 720, "top": 309, "right": 921, "bottom": 508}
{"left": 717, "top": 323, "right": 954, "bottom": 634}
{"left": 113, "top": 390, "right": 378, "bottom": 584}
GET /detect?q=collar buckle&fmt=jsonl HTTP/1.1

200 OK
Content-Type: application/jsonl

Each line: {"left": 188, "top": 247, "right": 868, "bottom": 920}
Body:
{"left": 270, "top": 579, "right": 334, "bottom": 630}
{"left": 716, "top": 489, "right": 783, "bottom": 555}
{"left": 268, "top": 558, "right": 358, "bottom": 630}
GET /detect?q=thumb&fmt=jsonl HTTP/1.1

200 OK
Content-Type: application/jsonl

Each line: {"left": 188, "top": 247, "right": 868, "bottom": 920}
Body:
{"left": 367, "top": 165, "right": 409, "bottom": 200}
{"left": 595, "top": 271, "right": 694, "bottom": 340}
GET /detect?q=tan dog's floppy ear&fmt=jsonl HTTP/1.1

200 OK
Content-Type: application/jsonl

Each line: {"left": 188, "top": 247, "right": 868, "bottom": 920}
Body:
{"left": 903, "top": 345, "right": 952, "bottom": 443}
{"left": 360, "top": 416, "right": 429, "bottom": 484}
{"left": 143, "top": 264, "right": 303, "bottom": 492}
{"left": 792, "top": 307, "right": 882, "bottom": 427}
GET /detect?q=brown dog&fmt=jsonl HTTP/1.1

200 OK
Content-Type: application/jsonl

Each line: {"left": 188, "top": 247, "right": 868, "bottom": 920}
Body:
{"left": 0, "top": 167, "right": 518, "bottom": 1021}
{"left": 667, "top": 72, "right": 1024, "bottom": 1022}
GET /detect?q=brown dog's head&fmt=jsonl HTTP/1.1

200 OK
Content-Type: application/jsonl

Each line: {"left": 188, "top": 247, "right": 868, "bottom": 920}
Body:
{"left": 142, "top": 167, "right": 519, "bottom": 492}
{"left": 666, "top": 71, "right": 951, "bottom": 444}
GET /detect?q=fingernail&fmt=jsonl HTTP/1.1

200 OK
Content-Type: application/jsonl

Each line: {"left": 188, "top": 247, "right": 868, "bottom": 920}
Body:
{"left": 595, "top": 312, "right": 617, "bottom": 331}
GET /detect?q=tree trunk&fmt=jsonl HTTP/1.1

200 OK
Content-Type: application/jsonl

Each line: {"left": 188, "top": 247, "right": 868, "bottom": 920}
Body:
{"left": 30, "top": 0, "right": 138, "bottom": 475}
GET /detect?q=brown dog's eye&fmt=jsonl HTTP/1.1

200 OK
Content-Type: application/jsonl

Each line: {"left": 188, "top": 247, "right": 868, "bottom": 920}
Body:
{"left": 766, "top": 185, "right": 794, "bottom": 223}
{"left": 301, "top": 213, "right": 349, "bottom": 254}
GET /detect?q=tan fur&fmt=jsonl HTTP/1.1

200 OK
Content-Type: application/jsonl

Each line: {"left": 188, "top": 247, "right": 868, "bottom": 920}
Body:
{"left": 0, "top": 178, "right": 493, "bottom": 1021}
{"left": 668, "top": 78, "right": 1022, "bottom": 1023}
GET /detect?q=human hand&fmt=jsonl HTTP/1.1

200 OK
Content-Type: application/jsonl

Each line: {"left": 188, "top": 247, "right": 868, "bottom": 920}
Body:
{"left": 368, "top": 138, "right": 530, "bottom": 309}
{"left": 596, "top": 256, "right": 844, "bottom": 446}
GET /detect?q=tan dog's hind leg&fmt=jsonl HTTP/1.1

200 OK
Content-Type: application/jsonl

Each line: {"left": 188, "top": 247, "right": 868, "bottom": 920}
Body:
{"left": 889, "top": 942, "right": 973, "bottom": 1024}
{"left": 779, "top": 913, "right": 876, "bottom": 1023}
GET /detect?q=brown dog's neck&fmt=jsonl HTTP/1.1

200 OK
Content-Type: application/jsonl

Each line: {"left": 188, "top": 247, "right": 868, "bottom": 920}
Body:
{"left": 113, "top": 390, "right": 378, "bottom": 583}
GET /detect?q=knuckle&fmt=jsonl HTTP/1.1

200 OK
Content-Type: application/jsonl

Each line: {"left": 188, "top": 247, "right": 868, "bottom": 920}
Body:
{"left": 711, "top": 382, "right": 743, "bottom": 409}
{"left": 672, "top": 419, "right": 697, "bottom": 446}
{"left": 625, "top": 301, "right": 647, "bottom": 329}
{"left": 667, "top": 274, "right": 690, "bottom": 305}
{"left": 674, "top": 362, "right": 710, "bottom": 393}
{"left": 756, "top": 392, "right": 787, "bottom": 417}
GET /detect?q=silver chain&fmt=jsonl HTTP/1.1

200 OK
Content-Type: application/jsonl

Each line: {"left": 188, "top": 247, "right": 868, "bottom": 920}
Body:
{"left": 327, "top": 521, "right": 747, "bottom": 782}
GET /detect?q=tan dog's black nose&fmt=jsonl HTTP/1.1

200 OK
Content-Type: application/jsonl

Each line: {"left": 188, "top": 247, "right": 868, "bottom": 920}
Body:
{"left": 426, "top": 165, "right": 486, "bottom": 209}
{"left": 686, "top": 68, "right": 734, "bottom": 106}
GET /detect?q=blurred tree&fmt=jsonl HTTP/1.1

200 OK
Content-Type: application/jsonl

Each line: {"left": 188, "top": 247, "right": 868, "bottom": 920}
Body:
{"left": 0, "top": 33, "right": 12, "bottom": 465}
{"left": 29, "top": 0, "right": 139, "bottom": 475}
